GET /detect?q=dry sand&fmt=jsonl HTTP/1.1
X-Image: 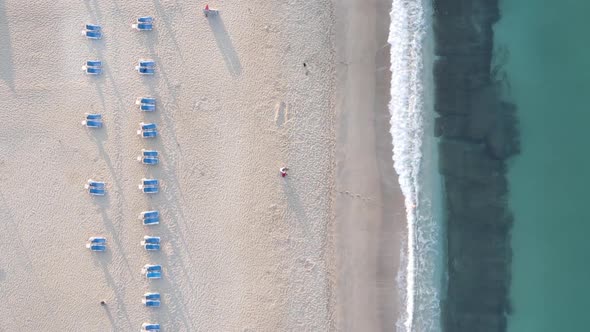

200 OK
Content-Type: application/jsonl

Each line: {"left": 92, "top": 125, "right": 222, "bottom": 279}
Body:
{"left": 0, "top": 0, "right": 403, "bottom": 331}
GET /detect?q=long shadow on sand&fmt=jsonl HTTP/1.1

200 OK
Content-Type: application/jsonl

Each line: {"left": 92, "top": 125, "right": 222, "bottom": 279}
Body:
{"left": 207, "top": 14, "right": 242, "bottom": 77}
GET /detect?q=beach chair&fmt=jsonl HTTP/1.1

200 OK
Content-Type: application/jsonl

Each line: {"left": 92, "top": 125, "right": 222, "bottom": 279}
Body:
{"left": 137, "top": 97, "right": 156, "bottom": 105}
{"left": 86, "top": 114, "right": 102, "bottom": 120}
{"left": 85, "top": 180, "right": 105, "bottom": 189}
{"left": 138, "top": 16, "right": 154, "bottom": 23}
{"left": 133, "top": 22, "right": 153, "bottom": 31}
{"left": 138, "top": 60, "right": 155, "bottom": 68}
{"left": 143, "top": 264, "right": 162, "bottom": 272}
{"left": 141, "top": 179, "right": 159, "bottom": 187}
{"left": 82, "top": 119, "right": 103, "bottom": 128}
{"left": 142, "top": 186, "right": 159, "bottom": 194}
{"left": 140, "top": 211, "right": 159, "bottom": 219}
{"left": 82, "top": 30, "right": 102, "bottom": 39}
{"left": 143, "top": 236, "right": 161, "bottom": 244}
{"left": 86, "top": 60, "right": 102, "bottom": 67}
{"left": 140, "top": 104, "right": 156, "bottom": 112}
{"left": 143, "top": 300, "right": 160, "bottom": 307}
{"left": 143, "top": 217, "right": 160, "bottom": 226}
{"left": 142, "top": 323, "right": 161, "bottom": 331}
{"left": 87, "top": 244, "right": 106, "bottom": 251}
{"left": 142, "top": 150, "right": 159, "bottom": 157}
{"left": 144, "top": 292, "right": 161, "bottom": 300}
{"left": 139, "top": 157, "right": 159, "bottom": 165}
{"left": 136, "top": 66, "right": 155, "bottom": 75}
{"left": 138, "top": 130, "right": 157, "bottom": 138}
{"left": 89, "top": 237, "right": 107, "bottom": 244}
{"left": 84, "top": 66, "right": 102, "bottom": 75}
{"left": 88, "top": 187, "right": 106, "bottom": 196}
{"left": 146, "top": 271, "right": 162, "bottom": 279}
{"left": 144, "top": 243, "right": 161, "bottom": 251}
{"left": 140, "top": 123, "right": 157, "bottom": 131}
{"left": 85, "top": 24, "right": 101, "bottom": 31}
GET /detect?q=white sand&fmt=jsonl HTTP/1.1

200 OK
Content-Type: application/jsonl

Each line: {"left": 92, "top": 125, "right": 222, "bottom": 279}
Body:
{"left": 0, "top": 0, "right": 336, "bottom": 330}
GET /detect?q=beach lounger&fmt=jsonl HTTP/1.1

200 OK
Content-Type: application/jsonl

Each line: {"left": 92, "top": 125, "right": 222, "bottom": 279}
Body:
{"left": 140, "top": 123, "right": 157, "bottom": 130}
{"left": 89, "top": 237, "right": 107, "bottom": 244}
{"left": 82, "top": 119, "right": 103, "bottom": 128}
{"left": 138, "top": 16, "right": 154, "bottom": 23}
{"left": 133, "top": 22, "right": 153, "bottom": 31}
{"left": 140, "top": 104, "right": 156, "bottom": 112}
{"left": 143, "top": 217, "right": 160, "bottom": 226}
{"left": 86, "top": 114, "right": 102, "bottom": 120}
{"left": 146, "top": 271, "right": 162, "bottom": 279}
{"left": 137, "top": 97, "right": 156, "bottom": 105}
{"left": 85, "top": 24, "right": 101, "bottom": 31}
{"left": 143, "top": 236, "right": 161, "bottom": 244}
{"left": 142, "top": 323, "right": 161, "bottom": 331}
{"left": 136, "top": 66, "right": 155, "bottom": 75}
{"left": 86, "top": 60, "right": 102, "bottom": 67}
{"left": 144, "top": 244, "right": 161, "bottom": 251}
{"left": 83, "top": 30, "right": 102, "bottom": 39}
{"left": 86, "top": 180, "right": 105, "bottom": 189}
{"left": 142, "top": 150, "right": 159, "bottom": 157}
{"left": 87, "top": 244, "right": 106, "bottom": 251}
{"left": 144, "top": 292, "right": 161, "bottom": 300}
{"left": 143, "top": 264, "right": 162, "bottom": 272}
{"left": 139, "top": 157, "right": 159, "bottom": 165}
{"left": 142, "top": 186, "right": 159, "bottom": 194}
{"left": 140, "top": 211, "right": 159, "bottom": 219}
{"left": 141, "top": 179, "right": 159, "bottom": 187}
{"left": 138, "top": 130, "right": 157, "bottom": 138}
{"left": 144, "top": 300, "right": 160, "bottom": 307}
{"left": 138, "top": 60, "right": 155, "bottom": 67}
{"left": 84, "top": 66, "right": 102, "bottom": 75}
{"left": 88, "top": 188, "right": 106, "bottom": 196}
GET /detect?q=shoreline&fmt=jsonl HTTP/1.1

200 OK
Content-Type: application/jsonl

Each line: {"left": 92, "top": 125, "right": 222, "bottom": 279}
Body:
{"left": 332, "top": 0, "right": 406, "bottom": 330}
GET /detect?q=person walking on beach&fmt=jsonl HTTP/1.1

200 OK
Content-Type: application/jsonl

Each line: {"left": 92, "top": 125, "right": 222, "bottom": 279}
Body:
{"left": 280, "top": 167, "right": 289, "bottom": 177}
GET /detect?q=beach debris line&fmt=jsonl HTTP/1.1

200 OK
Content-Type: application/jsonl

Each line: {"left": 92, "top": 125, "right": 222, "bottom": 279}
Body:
{"left": 203, "top": 4, "right": 219, "bottom": 17}
{"left": 82, "top": 113, "right": 103, "bottom": 128}
{"left": 82, "top": 60, "right": 102, "bottom": 75}
{"left": 132, "top": 16, "right": 154, "bottom": 31}
{"left": 85, "top": 179, "right": 106, "bottom": 196}
{"left": 82, "top": 24, "right": 102, "bottom": 39}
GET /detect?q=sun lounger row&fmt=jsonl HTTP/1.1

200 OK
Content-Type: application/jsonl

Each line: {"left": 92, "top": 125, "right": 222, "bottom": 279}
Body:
{"left": 136, "top": 59, "right": 155, "bottom": 75}
{"left": 142, "top": 236, "right": 161, "bottom": 251}
{"left": 82, "top": 24, "right": 102, "bottom": 39}
{"left": 143, "top": 292, "right": 161, "bottom": 307}
{"left": 86, "top": 237, "right": 107, "bottom": 251}
{"left": 133, "top": 16, "right": 154, "bottom": 31}
{"left": 82, "top": 113, "right": 103, "bottom": 128}
{"left": 139, "top": 178, "right": 159, "bottom": 194}
{"left": 85, "top": 179, "right": 106, "bottom": 196}
{"left": 136, "top": 97, "right": 156, "bottom": 112}
{"left": 142, "top": 322, "right": 161, "bottom": 331}
{"left": 142, "top": 264, "right": 162, "bottom": 279}
{"left": 139, "top": 149, "right": 159, "bottom": 165}
{"left": 140, "top": 210, "right": 160, "bottom": 225}
{"left": 138, "top": 122, "right": 158, "bottom": 138}
{"left": 82, "top": 60, "right": 102, "bottom": 75}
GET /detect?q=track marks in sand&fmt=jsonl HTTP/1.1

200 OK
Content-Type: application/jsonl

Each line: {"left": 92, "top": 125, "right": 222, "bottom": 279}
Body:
{"left": 274, "top": 101, "right": 290, "bottom": 127}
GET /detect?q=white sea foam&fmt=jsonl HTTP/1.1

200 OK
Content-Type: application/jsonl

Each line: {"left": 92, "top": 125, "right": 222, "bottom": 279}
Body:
{"left": 388, "top": 0, "right": 443, "bottom": 331}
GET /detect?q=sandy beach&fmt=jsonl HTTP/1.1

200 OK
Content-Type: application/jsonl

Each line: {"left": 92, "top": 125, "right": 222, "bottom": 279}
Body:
{"left": 0, "top": 0, "right": 403, "bottom": 331}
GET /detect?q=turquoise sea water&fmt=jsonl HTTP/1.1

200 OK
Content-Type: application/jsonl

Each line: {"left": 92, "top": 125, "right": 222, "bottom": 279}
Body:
{"left": 494, "top": 1, "right": 590, "bottom": 331}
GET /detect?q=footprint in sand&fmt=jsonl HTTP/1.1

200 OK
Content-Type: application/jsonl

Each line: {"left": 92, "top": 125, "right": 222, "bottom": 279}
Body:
{"left": 274, "top": 101, "right": 289, "bottom": 127}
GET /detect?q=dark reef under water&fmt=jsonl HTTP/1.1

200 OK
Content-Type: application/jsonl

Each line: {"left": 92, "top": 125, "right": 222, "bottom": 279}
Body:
{"left": 432, "top": 0, "right": 520, "bottom": 331}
